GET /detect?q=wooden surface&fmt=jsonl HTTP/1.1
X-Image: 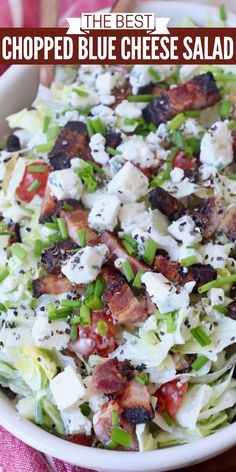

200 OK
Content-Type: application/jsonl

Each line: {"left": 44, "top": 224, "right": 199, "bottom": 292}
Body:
{"left": 180, "top": 446, "right": 236, "bottom": 471}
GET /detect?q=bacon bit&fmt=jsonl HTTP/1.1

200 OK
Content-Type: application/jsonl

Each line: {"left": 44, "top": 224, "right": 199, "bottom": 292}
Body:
{"left": 172, "top": 151, "right": 198, "bottom": 171}
{"left": 92, "top": 358, "right": 133, "bottom": 394}
{"left": 32, "top": 274, "right": 79, "bottom": 298}
{"left": 173, "top": 352, "right": 196, "bottom": 373}
{"left": 60, "top": 204, "right": 98, "bottom": 246}
{"left": 111, "top": 80, "right": 133, "bottom": 109}
{"left": 149, "top": 187, "right": 186, "bottom": 222}
{"left": 193, "top": 196, "right": 225, "bottom": 239}
{"left": 67, "top": 434, "right": 94, "bottom": 447}
{"left": 7, "top": 221, "right": 21, "bottom": 247}
{"left": 120, "top": 380, "right": 154, "bottom": 425}
{"left": 220, "top": 204, "right": 236, "bottom": 241}
{"left": 41, "top": 240, "right": 79, "bottom": 275}
{"left": 39, "top": 183, "right": 58, "bottom": 223}
{"left": 153, "top": 255, "right": 182, "bottom": 283}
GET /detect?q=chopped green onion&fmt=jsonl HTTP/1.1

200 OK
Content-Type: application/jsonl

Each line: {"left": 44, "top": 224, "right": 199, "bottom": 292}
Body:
{"left": 86, "top": 118, "right": 95, "bottom": 137}
{"left": 48, "top": 307, "right": 73, "bottom": 321}
{"left": 132, "top": 269, "right": 145, "bottom": 289}
{"left": 228, "top": 174, "right": 236, "bottom": 181}
{"left": 106, "top": 146, "right": 121, "bottom": 156}
{"left": 127, "top": 94, "right": 159, "bottom": 103}
{"left": 74, "top": 88, "right": 89, "bottom": 97}
{"left": 121, "top": 239, "right": 137, "bottom": 256}
{"left": 198, "top": 274, "right": 236, "bottom": 293}
{"left": 44, "top": 222, "right": 59, "bottom": 230}
{"left": 57, "top": 218, "right": 68, "bottom": 240}
{"left": 112, "top": 410, "right": 119, "bottom": 427}
{"left": 27, "top": 165, "right": 48, "bottom": 173}
{"left": 27, "top": 179, "right": 41, "bottom": 193}
{"left": 184, "top": 111, "right": 201, "bottom": 118}
{"left": 192, "top": 355, "right": 209, "bottom": 371}
{"left": 85, "top": 295, "right": 104, "bottom": 311}
{"left": 212, "top": 304, "right": 228, "bottom": 314}
{"left": 219, "top": 3, "right": 227, "bottom": 21}
{"left": 30, "top": 298, "right": 37, "bottom": 309}
{"left": 150, "top": 147, "right": 177, "bottom": 187}
{"left": 181, "top": 256, "right": 197, "bottom": 267}
{"left": 121, "top": 260, "right": 134, "bottom": 282}
{"left": 121, "top": 234, "right": 138, "bottom": 250}
{"left": 48, "top": 234, "right": 62, "bottom": 244}
{"left": 185, "top": 137, "right": 200, "bottom": 155}
{"left": 35, "top": 143, "right": 53, "bottom": 153}
{"left": 190, "top": 326, "right": 211, "bottom": 346}
{"left": 111, "top": 428, "right": 132, "bottom": 448}
{"left": 80, "top": 304, "right": 91, "bottom": 326}
{"left": 0, "top": 268, "right": 9, "bottom": 283}
{"left": 78, "top": 228, "right": 87, "bottom": 247}
{"left": 107, "top": 440, "right": 118, "bottom": 450}
{"left": 70, "top": 325, "right": 78, "bottom": 342}
{"left": 92, "top": 117, "right": 106, "bottom": 135}
{"left": 80, "top": 403, "right": 91, "bottom": 417}
{"left": 227, "top": 120, "right": 236, "bottom": 130}
{"left": 47, "top": 303, "right": 55, "bottom": 318}
{"left": 60, "top": 299, "right": 81, "bottom": 309}
{"left": 215, "top": 74, "right": 236, "bottom": 83}
{"left": 143, "top": 238, "right": 158, "bottom": 266}
{"left": 94, "top": 278, "right": 105, "bottom": 298}
{"left": 11, "top": 243, "right": 27, "bottom": 261}
{"left": 0, "top": 303, "right": 7, "bottom": 312}
{"left": 172, "top": 130, "right": 185, "bottom": 149}
{"left": 96, "top": 320, "right": 108, "bottom": 336}
{"left": 43, "top": 116, "right": 51, "bottom": 133}
{"left": 167, "top": 113, "right": 186, "bottom": 131}
{"left": 148, "top": 66, "right": 161, "bottom": 82}
{"left": 62, "top": 203, "right": 74, "bottom": 211}
{"left": 33, "top": 239, "right": 49, "bottom": 257}
{"left": 162, "top": 411, "right": 173, "bottom": 426}
{"left": 135, "top": 372, "right": 149, "bottom": 385}
{"left": 86, "top": 282, "right": 95, "bottom": 297}
{"left": 220, "top": 100, "right": 232, "bottom": 118}
{"left": 70, "top": 315, "right": 81, "bottom": 325}
{"left": 166, "top": 313, "right": 175, "bottom": 333}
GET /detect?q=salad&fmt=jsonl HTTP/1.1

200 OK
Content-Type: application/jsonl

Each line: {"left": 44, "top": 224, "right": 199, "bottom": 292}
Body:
{"left": 0, "top": 61, "right": 236, "bottom": 452}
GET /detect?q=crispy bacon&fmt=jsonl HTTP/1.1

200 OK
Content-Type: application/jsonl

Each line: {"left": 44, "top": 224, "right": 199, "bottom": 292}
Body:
{"left": 59, "top": 200, "right": 98, "bottom": 246}
{"left": 111, "top": 80, "right": 132, "bottom": 109}
{"left": 149, "top": 187, "right": 186, "bottom": 222}
{"left": 48, "top": 121, "right": 92, "bottom": 170}
{"left": 193, "top": 196, "right": 225, "bottom": 239}
{"left": 138, "top": 83, "right": 165, "bottom": 96}
{"left": 7, "top": 221, "right": 21, "bottom": 246}
{"left": 67, "top": 435, "right": 94, "bottom": 447}
{"left": 173, "top": 352, "right": 196, "bottom": 373}
{"left": 100, "top": 231, "right": 148, "bottom": 274}
{"left": 143, "top": 73, "right": 220, "bottom": 125}
{"left": 102, "top": 268, "right": 147, "bottom": 324}
{"left": 120, "top": 380, "right": 154, "bottom": 425}
{"left": 92, "top": 358, "right": 133, "bottom": 394}
{"left": 184, "top": 263, "right": 217, "bottom": 289}
{"left": 154, "top": 255, "right": 182, "bottom": 283}
{"left": 105, "top": 132, "right": 122, "bottom": 150}
{"left": 33, "top": 274, "right": 77, "bottom": 298}
{"left": 41, "top": 240, "right": 78, "bottom": 275}
{"left": 39, "top": 183, "right": 58, "bottom": 223}
{"left": 220, "top": 204, "right": 236, "bottom": 241}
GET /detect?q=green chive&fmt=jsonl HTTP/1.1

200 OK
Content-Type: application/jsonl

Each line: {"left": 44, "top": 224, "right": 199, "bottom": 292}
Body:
{"left": 121, "top": 260, "right": 134, "bottom": 282}
{"left": 85, "top": 295, "right": 104, "bottom": 311}
{"left": 121, "top": 239, "right": 137, "bottom": 257}
{"left": 62, "top": 203, "right": 74, "bottom": 211}
{"left": 27, "top": 179, "right": 41, "bottom": 193}
{"left": 86, "top": 118, "right": 95, "bottom": 137}
{"left": 70, "top": 325, "right": 78, "bottom": 342}
{"left": 107, "top": 440, "right": 118, "bottom": 450}
{"left": 43, "top": 116, "right": 51, "bottom": 133}
{"left": 112, "top": 410, "right": 119, "bottom": 427}
{"left": 143, "top": 238, "right": 158, "bottom": 266}
{"left": 27, "top": 165, "right": 48, "bottom": 173}
{"left": 80, "top": 304, "right": 91, "bottom": 326}
{"left": 111, "top": 428, "right": 132, "bottom": 448}
{"left": 148, "top": 66, "right": 161, "bottom": 82}
{"left": 162, "top": 411, "right": 173, "bottom": 426}
{"left": 48, "top": 234, "right": 62, "bottom": 244}
{"left": 181, "top": 256, "right": 197, "bottom": 267}
{"left": 94, "top": 278, "right": 105, "bottom": 298}
{"left": 190, "top": 326, "right": 211, "bottom": 346}
{"left": 74, "top": 88, "right": 89, "bottom": 97}
{"left": 0, "top": 268, "right": 9, "bottom": 283}
{"left": 57, "top": 218, "right": 68, "bottom": 240}
{"left": 48, "top": 307, "right": 73, "bottom": 321}
{"left": 11, "top": 243, "right": 27, "bottom": 261}
{"left": 121, "top": 234, "right": 138, "bottom": 250}
{"left": 228, "top": 174, "right": 236, "bottom": 181}
{"left": 86, "top": 283, "right": 95, "bottom": 297}
{"left": 33, "top": 239, "right": 48, "bottom": 257}
{"left": 92, "top": 117, "right": 106, "bottom": 135}
{"left": 220, "top": 100, "right": 232, "bottom": 118}
{"left": 219, "top": 4, "right": 227, "bottom": 21}
{"left": 227, "top": 120, "right": 236, "bottom": 130}
{"left": 215, "top": 74, "right": 236, "bottom": 82}
{"left": 78, "top": 228, "right": 87, "bottom": 247}
{"left": 70, "top": 315, "right": 81, "bottom": 325}
{"left": 172, "top": 130, "right": 185, "bottom": 149}
{"left": 80, "top": 403, "right": 91, "bottom": 417}
{"left": 135, "top": 372, "right": 149, "bottom": 385}
{"left": 150, "top": 147, "right": 177, "bottom": 187}
{"left": 212, "top": 304, "right": 228, "bottom": 314}
{"left": 184, "top": 111, "right": 201, "bottom": 118}
{"left": 192, "top": 355, "right": 209, "bottom": 371}
{"left": 106, "top": 146, "right": 121, "bottom": 156}
{"left": 167, "top": 113, "right": 186, "bottom": 131}
{"left": 60, "top": 299, "right": 81, "bottom": 309}
{"left": 96, "top": 320, "right": 108, "bottom": 336}
{"left": 30, "top": 298, "right": 37, "bottom": 309}
{"left": 198, "top": 274, "right": 236, "bottom": 293}
{"left": 166, "top": 312, "right": 175, "bottom": 333}
{"left": 35, "top": 143, "right": 53, "bottom": 153}
{"left": 44, "top": 222, "right": 59, "bottom": 230}
{"left": 132, "top": 269, "right": 145, "bottom": 289}
{"left": 0, "top": 303, "right": 7, "bottom": 312}
{"left": 47, "top": 303, "right": 55, "bottom": 318}
{"left": 127, "top": 95, "right": 159, "bottom": 102}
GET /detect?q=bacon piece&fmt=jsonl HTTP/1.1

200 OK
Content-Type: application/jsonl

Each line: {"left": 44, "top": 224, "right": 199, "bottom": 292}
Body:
{"left": 220, "top": 204, "right": 236, "bottom": 241}
{"left": 33, "top": 274, "right": 77, "bottom": 298}
{"left": 41, "top": 240, "right": 78, "bottom": 275}
{"left": 67, "top": 435, "right": 93, "bottom": 447}
{"left": 100, "top": 231, "right": 148, "bottom": 274}
{"left": 59, "top": 200, "right": 98, "bottom": 246}
{"left": 39, "top": 183, "right": 58, "bottom": 223}
{"left": 149, "top": 187, "right": 186, "bottom": 222}
{"left": 105, "top": 132, "right": 122, "bottom": 150}
{"left": 143, "top": 73, "right": 220, "bottom": 125}
{"left": 138, "top": 83, "right": 165, "bottom": 96}
{"left": 48, "top": 121, "right": 92, "bottom": 170}
{"left": 154, "top": 255, "right": 182, "bottom": 283}
{"left": 227, "top": 300, "right": 236, "bottom": 320}
{"left": 7, "top": 221, "right": 21, "bottom": 246}
{"left": 193, "top": 196, "right": 225, "bottom": 239}
{"left": 185, "top": 263, "right": 217, "bottom": 289}
{"left": 111, "top": 80, "right": 132, "bottom": 109}
{"left": 92, "top": 358, "right": 133, "bottom": 394}
{"left": 102, "top": 268, "right": 147, "bottom": 324}
{"left": 120, "top": 380, "right": 154, "bottom": 425}
{"left": 173, "top": 352, "right": 196, "bottom": 373}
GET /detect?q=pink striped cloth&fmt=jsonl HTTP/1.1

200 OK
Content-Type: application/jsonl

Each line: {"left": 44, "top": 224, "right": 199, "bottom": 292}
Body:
{"left": 0, "top": 426, "right": 96, "bottom": 472}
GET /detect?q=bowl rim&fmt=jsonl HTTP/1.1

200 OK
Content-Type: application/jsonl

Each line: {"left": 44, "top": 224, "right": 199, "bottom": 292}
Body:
{"left": 1, "top": 1, "right": 236, "bottom": 470}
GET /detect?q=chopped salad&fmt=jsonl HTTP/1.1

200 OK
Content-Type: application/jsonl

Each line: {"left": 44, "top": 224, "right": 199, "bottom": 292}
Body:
{"left": 0, "top": 61, "right": 236, "bottom": 451}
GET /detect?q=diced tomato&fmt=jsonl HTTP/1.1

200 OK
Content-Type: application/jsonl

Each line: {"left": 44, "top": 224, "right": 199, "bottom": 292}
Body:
{"left": 155, "top": 379, "right": 188, "bottom": 419}
{"left": 16, "top": 161, "right": 50, "bottom": 203}
{"left": 76, "top": 311, "right": 116, "bottom": 358}
{"left": 172, "top": 151, "right": 197, "bottom": 172}
{"left": 67, "top": 434, "right": 94, "bottom": 447}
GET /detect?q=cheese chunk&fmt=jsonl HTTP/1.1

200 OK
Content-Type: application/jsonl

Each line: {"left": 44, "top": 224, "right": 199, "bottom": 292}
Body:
{"left": 48, "top": 168, "right": 83, "bottom": 200}
{"left": 61, "top": 409, "right": 92, "bottom": 435}
{"left": 89, "top": 133, "right": 109, "bottom": 165}
{"left": 107, "top": 162, "right": 149, "bottom": 203}
{"left": 200, "top": 121, "right": 233, "bottom": 170}
{"left": 115, "top": 100, "right": 142, "bottom": 119}
{"left": 119, "top": 202, "right": 151, "bottom": 234}
{"left": 168, "top": 215, "right": 202, "bottom": 245}
{"left": 50, "top": 366, "right": 86, "bottom": 411}
{"left": 32, "top": 313, "right": 70, "bottom": 351}
{"left": 62, "top": 244, "right": 108, "bottom": 284}
{"left": 88, "top": 194, "right": 121, "bottom": 232}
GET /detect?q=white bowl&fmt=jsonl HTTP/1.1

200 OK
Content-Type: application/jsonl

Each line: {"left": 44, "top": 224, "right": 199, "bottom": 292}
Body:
{"left": 0, "top": 2, "right": 236, "bottom": 471}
